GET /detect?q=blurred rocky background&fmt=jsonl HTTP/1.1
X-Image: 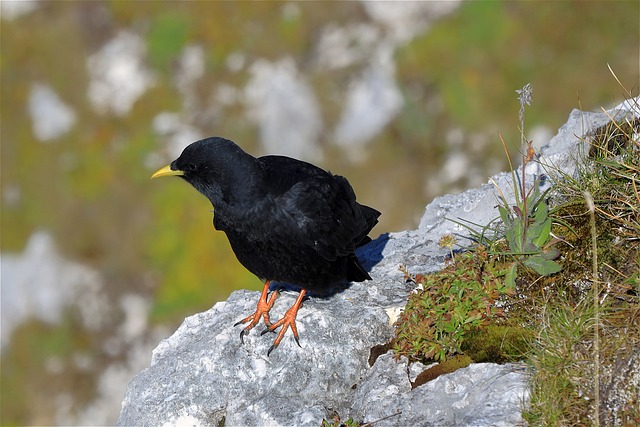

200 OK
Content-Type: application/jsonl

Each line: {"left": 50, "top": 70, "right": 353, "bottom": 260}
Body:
{"left": 1, "top": 1, "right": 638, "bottom": 424}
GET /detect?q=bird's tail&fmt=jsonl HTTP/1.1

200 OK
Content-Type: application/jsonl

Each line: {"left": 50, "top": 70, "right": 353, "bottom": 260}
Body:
{"left": 347, "top": 204, "right": 380, "bottom": 282}
{"left": 355, "top": 204, "right": 381, "bottom": 248}
{"left": 347, "top": 254, "right": 372, "bottom": 282}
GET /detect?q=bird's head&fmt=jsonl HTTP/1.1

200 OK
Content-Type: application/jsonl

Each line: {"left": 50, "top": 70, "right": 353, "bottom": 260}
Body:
{"left": 152, "top": 137, "right": 261, "bottom": 206}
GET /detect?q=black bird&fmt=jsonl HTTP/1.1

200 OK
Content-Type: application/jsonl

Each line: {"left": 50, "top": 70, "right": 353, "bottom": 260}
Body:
{"left": 152, "top": 137, "right": 380, "bottom": 354}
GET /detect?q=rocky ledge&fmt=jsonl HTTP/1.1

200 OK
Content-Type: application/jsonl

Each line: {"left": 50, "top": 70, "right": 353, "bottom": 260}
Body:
{"left": 118, "top": 99, "right": 639, "bottom": 426}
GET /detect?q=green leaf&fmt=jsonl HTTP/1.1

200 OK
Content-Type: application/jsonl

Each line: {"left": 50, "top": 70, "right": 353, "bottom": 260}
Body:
{"left": 524, "top": 255, "right": 562, "bottom": 276}
{"left": 505, "top": 263, "right": 517, "bottom": 289}
{"left": 507, "top": 216, "right": 525, "bottom": 252}
{"left": 527, "top": 183, "right": 542, "bottom": 217}
{"left": 498, "top": 205, "right": 511, "bottom": 226}
{"left": 530, "top": 203, "right": 552, "bottom": 247}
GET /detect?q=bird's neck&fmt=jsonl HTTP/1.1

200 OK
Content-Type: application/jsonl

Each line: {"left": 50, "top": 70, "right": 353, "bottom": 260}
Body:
{"left": 214, "top": 160, "right": 266, "bottom": 208}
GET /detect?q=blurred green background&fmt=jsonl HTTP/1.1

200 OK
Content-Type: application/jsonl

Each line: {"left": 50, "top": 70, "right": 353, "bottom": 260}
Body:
{"left": 1, "top": 1, "right": 638, "bottom": 425}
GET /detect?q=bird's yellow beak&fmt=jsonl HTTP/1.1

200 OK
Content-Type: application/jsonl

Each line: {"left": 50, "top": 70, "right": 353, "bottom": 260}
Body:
{"left": 151, "top": 165, "right": 185, "bottom": 179}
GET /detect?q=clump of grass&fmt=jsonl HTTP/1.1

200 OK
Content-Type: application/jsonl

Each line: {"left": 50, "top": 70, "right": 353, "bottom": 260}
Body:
{"left": 523, "top": 105, "right": 640, "bottom": 426}
{"left": 524, "top": 299, "right": 597, "bottom": 425}
{"left": 392, "top": 86, "right": 640, "bottom": 425}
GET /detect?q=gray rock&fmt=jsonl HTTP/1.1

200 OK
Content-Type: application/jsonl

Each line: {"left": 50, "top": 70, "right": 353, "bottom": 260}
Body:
{"left": 118, "top": 99, "right": 639, "bottom": 426}
{"left": 351, "top": 353, "right": 529, "bottom": 427}
{"left": 117, "top": 280, "right": 408, "bottom": 427}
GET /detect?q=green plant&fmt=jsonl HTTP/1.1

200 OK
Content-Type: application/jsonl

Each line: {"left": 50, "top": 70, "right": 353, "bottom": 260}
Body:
{"left": 394, "top": 246, "right": 515, "bottom": 362}
{"left": 495, "top": 84, "right": 562, "bottom": 280}
{"left": 450, "top": 85, "right": 563, "bottom": 282}
{"left": 497, "top": 182, "right": 561, "bottom": 279}
{"left": 321, "top": 416, "right": 361, "bottom": 427}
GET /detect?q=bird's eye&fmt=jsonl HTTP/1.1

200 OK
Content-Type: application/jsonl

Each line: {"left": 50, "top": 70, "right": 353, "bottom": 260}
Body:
{"left": 187, "top": 163, "right": 197, "bottom": 171}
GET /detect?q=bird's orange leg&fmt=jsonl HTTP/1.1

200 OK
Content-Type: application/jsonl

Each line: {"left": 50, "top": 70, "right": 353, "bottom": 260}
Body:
{"left": 234, "top": 281, "right": 279, "bottom": 343}
{"left": 261, "top": 289, "right": 307, "bottom": 356}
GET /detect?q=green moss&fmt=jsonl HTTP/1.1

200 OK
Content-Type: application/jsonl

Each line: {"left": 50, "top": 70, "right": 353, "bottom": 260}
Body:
{"left": 462, "top": 324, "right": 532, "bottom": 363}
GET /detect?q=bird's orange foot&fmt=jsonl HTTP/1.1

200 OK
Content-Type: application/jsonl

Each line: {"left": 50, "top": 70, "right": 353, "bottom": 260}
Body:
{"left": 261, "top": 289, "right": 306, "bottom": 356}
{"left": 234, "top": 281, "right": 279, "bottom": 343}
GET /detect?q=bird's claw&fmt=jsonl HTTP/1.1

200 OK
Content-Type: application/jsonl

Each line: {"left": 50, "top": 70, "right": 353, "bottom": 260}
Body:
{"left": 267, "top": 344, "right": 277, "bottom": 357}
{"left": 265, "top": 331, "right": 301, "bottom": 357}
{"left": 234, "top": 283, "right": 279, "bottom": 345}
{"left": 239, "top": 328, "right": 248, "bottom": 344}
{"left": 235, "top": 287, "right": 305, "bottom": 355}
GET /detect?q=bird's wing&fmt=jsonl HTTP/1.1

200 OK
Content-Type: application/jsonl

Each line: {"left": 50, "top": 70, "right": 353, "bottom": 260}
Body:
{"left": 273, "top": 176, "right": 360, "bottom": 261}
{"left": 257, "top": 155, "right": 373, "bottom": 262}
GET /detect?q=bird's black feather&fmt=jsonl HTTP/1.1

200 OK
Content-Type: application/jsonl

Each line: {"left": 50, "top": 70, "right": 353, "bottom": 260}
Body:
{"left": 167, "top": 136, "right": 380, "bottom": 294}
